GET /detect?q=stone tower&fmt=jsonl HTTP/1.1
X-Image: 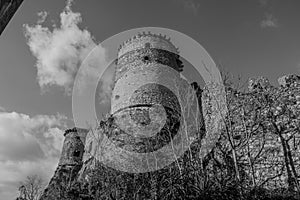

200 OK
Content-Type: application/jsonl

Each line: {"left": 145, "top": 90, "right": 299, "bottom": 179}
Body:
{"left": 40, "top": 127, "right": 89, "bottom": 200}
{"left": 110, "top": 33, "right": 189, "bottom": 144}
{"left": 58, "top": 127, "right": 88, "bottom": 166}
{"left": 81, "top": 32, "right": 201, "bottom": 172}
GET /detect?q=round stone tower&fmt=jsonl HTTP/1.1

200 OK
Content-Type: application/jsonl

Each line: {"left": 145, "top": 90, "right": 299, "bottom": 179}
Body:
{"left": 80, "top": 32, "right": 201, "bottom": 173}
{"left": 111, "top": 32, "right": 185, "bottom": 140}
{"left": 111, "top": 33, "right": 183, "bottom": 114}
{"left": 58, "top": 127, "right": 89, "bottom": 166}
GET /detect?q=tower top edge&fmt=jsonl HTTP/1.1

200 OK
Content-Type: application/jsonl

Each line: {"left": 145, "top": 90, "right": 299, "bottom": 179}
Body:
{"left": 64, "top": 127, "right": 89, "bottom": 137}
{"left": 117, "top": 32, "right": 179, "bottom": 57}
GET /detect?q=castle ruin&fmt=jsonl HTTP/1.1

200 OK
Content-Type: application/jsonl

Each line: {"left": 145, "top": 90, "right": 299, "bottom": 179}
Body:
{"left": 40, "top": 32, "right": 300, "bottom": 199}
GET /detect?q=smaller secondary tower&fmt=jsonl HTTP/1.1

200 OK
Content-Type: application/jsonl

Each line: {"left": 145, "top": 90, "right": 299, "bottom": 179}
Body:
{"left": 58, "top": 127, "right": 89, "bottom": 166}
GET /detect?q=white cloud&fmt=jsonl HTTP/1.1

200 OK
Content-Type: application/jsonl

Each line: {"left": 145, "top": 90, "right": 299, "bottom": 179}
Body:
{"left": 258, "top": 0, "right": 279, "bottom": 29}
{"left": 261, "top": 13, "right": 279, "bottom": 28}
{"left": 183, "top": 0, "right": 200, "bottom": 15}
{"left": 24, "top": 0, "right": 107, "bottom": 95}
{"left": 0, "top": 111, "right": 67, "bottom": 200}
{"left": 259, "top": 0, "right": 269, "bottom": 7}
{"left": 37, "top": 11, "right": 48, "bottom": 24}
{"left": 172, "top": 0, "right": 200, "bottom": 15}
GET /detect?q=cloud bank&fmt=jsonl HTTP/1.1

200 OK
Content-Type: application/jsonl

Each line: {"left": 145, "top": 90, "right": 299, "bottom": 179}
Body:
{"left": 0, "top": 110, "right": 68, "bottom": 200}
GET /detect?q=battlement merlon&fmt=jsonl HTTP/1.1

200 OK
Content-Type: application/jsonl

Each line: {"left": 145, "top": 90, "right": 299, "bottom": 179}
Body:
{"left": 64, "top": 126, "right": 88, "bottom": 135}
{"left": 117, "top": 32, "right": 180, "bottom": 58}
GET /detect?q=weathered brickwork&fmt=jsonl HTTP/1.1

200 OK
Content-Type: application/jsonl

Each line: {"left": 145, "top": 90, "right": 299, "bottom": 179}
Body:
{"left": 115, "top": 48, "right": 183, "bottom": 82}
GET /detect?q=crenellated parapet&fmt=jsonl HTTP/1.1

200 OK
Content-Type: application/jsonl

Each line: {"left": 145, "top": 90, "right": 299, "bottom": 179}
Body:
{"left": 117, "top": 32, "right": 179, "bottom": 57}
{"left": 115, "top": 32, "right": 183, "bottom": 83}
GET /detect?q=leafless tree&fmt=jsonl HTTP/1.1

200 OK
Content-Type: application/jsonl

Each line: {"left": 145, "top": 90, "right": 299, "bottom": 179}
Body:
{"left": 17, "top": 174, "right": 46, "bottom": 200}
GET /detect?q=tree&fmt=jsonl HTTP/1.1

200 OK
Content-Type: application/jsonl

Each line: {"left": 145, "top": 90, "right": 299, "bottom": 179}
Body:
{"left": 17, "top": 174, "right": 46, "bottom": 200}
{"left": 202, "top": 73, "right": 300, "bottom": 198}
{"left": 251, "top": 76, "right": 300, "bottom": 193}
{"left": 224, "top": 75, "right": 300, "bottom": 194}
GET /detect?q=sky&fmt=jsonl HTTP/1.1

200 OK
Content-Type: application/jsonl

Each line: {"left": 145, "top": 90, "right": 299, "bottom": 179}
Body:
{"left": 0, "top": 0, "right": 300, "bottom": 199}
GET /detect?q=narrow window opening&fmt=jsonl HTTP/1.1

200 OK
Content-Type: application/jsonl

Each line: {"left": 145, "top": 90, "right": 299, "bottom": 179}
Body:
{"left": 73, "top": 150, "right": 81, "bottom": 157}
{"left": 88, "top": 141, "right": 93, "bottom": 153}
